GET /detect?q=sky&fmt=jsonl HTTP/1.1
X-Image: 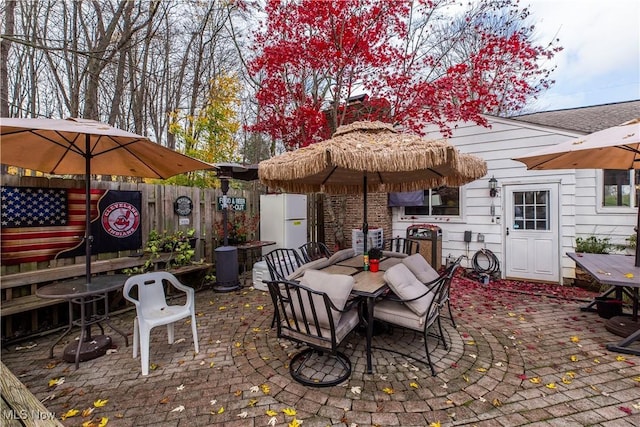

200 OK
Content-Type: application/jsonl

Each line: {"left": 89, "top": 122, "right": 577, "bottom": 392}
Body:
{"left": 524, "top": 0, "right": 640, "bottom": 112}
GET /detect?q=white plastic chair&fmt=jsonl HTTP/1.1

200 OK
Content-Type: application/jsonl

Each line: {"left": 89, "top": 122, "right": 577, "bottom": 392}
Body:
{"left": 123, "top": 272, "right": 199, "bottom": 375}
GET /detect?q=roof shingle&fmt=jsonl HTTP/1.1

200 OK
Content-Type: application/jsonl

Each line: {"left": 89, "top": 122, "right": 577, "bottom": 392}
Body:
{"left": 511, "top": 100, "right": 640, "bottom": 133}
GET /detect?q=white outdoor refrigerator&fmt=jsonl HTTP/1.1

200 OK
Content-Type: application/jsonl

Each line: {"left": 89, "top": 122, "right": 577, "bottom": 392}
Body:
{"left": 259, "top": 194, "right": 308, "bottom": 256}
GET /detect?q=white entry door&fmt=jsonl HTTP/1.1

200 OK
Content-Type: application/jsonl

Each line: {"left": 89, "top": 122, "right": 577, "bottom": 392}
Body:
{"left": 504, "top": 183, "right": 560, "bottom": 283}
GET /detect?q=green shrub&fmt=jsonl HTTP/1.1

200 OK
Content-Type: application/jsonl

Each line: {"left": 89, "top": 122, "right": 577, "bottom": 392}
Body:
{"left": 575, "top": 236, "right": 615, "bottom": 254}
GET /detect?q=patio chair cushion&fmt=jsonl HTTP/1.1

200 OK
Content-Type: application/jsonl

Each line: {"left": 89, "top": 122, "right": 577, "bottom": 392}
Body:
{"left": 298, "top": 269, "right": 354, "bottom": 328}
{"left": 326, "top": 248, "right": 355, "bottom": 265}
{"left": 402, "top": 253, "right": 439, "bottom": 284}
{"left": 287, "top": 257, "right": 330, "bottom": 280}
{"left": 382, "top": 250, "right": 408, "bottom": 259}
{"left": 374, "top": 299, "right": 427, "bottom": 332}
{"left": 280, "top": 307, "right": 360, "bottom": 350}
{"left": 383, "top": 263, "right": 434, "bottom": 316}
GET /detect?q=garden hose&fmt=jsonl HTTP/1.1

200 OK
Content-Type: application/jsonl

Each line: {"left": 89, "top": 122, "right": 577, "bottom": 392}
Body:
{"left": 472, "top": 248, "right": 500, "bottom": 276}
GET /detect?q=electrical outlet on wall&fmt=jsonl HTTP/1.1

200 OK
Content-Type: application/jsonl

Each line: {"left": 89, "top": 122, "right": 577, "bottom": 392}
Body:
{"left": 477, "top": 233, "right": 485, "bottom": 243}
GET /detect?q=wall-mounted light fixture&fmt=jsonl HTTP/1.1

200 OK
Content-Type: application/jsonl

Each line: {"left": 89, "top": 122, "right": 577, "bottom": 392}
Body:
{"left": 489, "top": 176, "right": 498, "bottom": 198}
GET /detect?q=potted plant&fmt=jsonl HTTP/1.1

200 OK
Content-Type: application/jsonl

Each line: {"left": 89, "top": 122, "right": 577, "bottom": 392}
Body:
{"left": 124, "top": 229, "right": 198, "bottom": 274}
{"left": 368, "top": 247, "right": 383, "bottom": 272}
{"left": 214, "top": 212, "right": 259, "bottom": 245}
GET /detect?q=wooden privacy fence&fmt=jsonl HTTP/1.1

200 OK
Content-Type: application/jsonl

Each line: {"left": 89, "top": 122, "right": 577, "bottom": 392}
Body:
{"left": 0, "top": 174, "right": 259, "bottom": 276}
{"left": 0, "top": 175, "right": 339, "bottom": 341}
{"left": 0, "top": 175, "right": 260, "bottom": 341}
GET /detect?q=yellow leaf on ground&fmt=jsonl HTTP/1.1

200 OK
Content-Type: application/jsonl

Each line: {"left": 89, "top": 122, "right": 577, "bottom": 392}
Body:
{"left": 493, "top": 398, "right": 502, "bottom": 407}
{"left": 48, "top": 377, "right": 64, "bottom": 387}
{"left": 529, "top": 377, "right": 541, "bottom": 384}
{"left": 282, "top": 408, "right": 297, "bottom": 416}
{"left": 565, "top": 371, "right": 576, "bottom": 378}
{"left": 624, "top": 273, "right": 634, "bottom": 278}
{"left": 562, "top": 377, "right": 572, "bottom": 384}
{"left": 477, "top": 367, "right": 487, "bottom": 372}
{"left": 570, "top": 336, "right": 580, "bottom": 343}
{"left": 248, "top": 399, "right": 258, "bottom": 407}
{"left": 288, "top": 419, "right": 302, "bottom": 427}
{"left": 81, "top": 407, "right": 95, "bottom": 417}
{"left": 261, "top": 384, "right": 271, "bottom": 394}
{"left": 616, "top": 356, "right": 626, "bottom": 361}
{"left": 382, "top": 387, "right": 394, "bottom": 394}
{"left": 266, "top": 409, "right": 278, "bottom": 417}
{"left": 219, "top": 306, "right": 227, "bottom": 310}
{"left": 545, "top": 383, "right": 556, "bottom": 389}
{"left": 570, "top": 355, "right": 578, "bottom": 362}
{"left": 217, "top": 407, "right": 224, "bottom": 414}
{"left": 410, "top": 382, "right": 419, "bottom": 388}
{"left": 61, "top": 409, "right": 80, "bottom": 420}
{"left": 257, "top": 305, "right": 264, "bottom": 310}
{"left": 429, "top": 422, "right": 441, "bottom": 427}
{"left": 94, "top": 399, "right": 108, "bottom": 408}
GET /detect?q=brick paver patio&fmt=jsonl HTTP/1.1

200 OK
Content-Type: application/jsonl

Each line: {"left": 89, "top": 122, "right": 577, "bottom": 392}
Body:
{"left": 2, "top": 272, "right": 639, "bottom": 426}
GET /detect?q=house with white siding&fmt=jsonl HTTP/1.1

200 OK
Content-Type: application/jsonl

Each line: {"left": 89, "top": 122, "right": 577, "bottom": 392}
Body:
{"left": 389, "top": 100, "right": 640, "bottom": 284}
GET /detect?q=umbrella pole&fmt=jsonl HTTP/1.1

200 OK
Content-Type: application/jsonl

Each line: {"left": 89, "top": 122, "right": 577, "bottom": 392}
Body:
{"left": 636, "top": 206, "right": 640, "bottom": 267}
{"left": 221, "top": 178, "right": 230, "bottom": 246}
{"left": 85, "top": 135, "right": 92, "bottom": 284}
{"left": 363, "top": 174, "right": 368, "bottom": 255}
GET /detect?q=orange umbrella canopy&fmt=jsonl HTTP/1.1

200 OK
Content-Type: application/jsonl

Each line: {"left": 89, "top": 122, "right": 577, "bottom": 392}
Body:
{"left": 259, "top": 121, "right": 487, "bottom": 194}
{"left": 514, "top": 118, "right": 640, "bottom": 171}
{"left": 1, "top": 117, "right": 212, "bottom": 178}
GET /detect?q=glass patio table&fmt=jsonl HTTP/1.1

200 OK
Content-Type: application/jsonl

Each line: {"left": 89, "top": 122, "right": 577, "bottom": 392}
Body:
{"left": 36, "top": 274, "right": 130, "bottom": 369}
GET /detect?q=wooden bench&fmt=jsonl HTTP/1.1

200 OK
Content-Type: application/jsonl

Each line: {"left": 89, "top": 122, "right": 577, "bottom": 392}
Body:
{"left": 1, "top": 255, "right": 173, "bottom": 341}
{"left": 1, "top": 361, "right": 63, "bottom": 426}
{"left": 1, "top": 255, "right": 214, "bottom": 342}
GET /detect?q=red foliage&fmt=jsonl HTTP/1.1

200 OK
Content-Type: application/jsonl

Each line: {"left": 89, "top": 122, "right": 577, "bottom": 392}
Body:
{"left": 249, "top": 0, "right": 561, "bottom": 149}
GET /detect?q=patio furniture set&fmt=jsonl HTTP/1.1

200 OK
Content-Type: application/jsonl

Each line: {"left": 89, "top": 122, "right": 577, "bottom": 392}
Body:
{"left": 263, "top": 241, "right": 464, "bottom": 386}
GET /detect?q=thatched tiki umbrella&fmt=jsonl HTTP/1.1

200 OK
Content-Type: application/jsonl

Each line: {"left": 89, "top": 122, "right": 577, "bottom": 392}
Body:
{"left": 259, "top": 121, "right": 487, "bottom": 256}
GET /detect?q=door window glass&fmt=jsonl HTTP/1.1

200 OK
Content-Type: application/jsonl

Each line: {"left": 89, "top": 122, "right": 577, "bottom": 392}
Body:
{"left": 513, "top": 190, "right": 549, "bottom": 230}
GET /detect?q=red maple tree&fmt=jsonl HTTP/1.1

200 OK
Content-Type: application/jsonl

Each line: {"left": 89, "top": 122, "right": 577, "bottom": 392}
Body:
{"left": 248, "top": 0, "right": 561, "bottom": 150}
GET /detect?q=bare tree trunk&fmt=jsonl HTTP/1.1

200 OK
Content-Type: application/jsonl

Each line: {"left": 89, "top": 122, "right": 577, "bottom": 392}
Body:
{"left": 82, "top": 1, "right": 130, "bottom": 120}
{"left": 1, "top": 0, "right": 16, "bottom": 118}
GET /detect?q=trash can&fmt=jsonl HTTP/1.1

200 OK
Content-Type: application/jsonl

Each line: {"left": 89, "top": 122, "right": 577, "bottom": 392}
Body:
{"left": 406, "top": 224, "right": 442, "bottom": 269}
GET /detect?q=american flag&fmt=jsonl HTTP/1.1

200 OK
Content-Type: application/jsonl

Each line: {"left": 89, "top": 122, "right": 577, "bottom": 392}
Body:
{"left": 1, "top": 186, "right": 104, "bottom": 265}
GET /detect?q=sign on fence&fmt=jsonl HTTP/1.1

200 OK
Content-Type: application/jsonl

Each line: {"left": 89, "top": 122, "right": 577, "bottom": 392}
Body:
{"left": 217, "top": 196, "right": 247, "bottom": 211}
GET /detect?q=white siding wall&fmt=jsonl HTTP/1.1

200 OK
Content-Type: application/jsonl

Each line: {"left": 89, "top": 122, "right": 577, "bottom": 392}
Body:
{"left": 392, "top": 117, "right": 637, "bottom": 282}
